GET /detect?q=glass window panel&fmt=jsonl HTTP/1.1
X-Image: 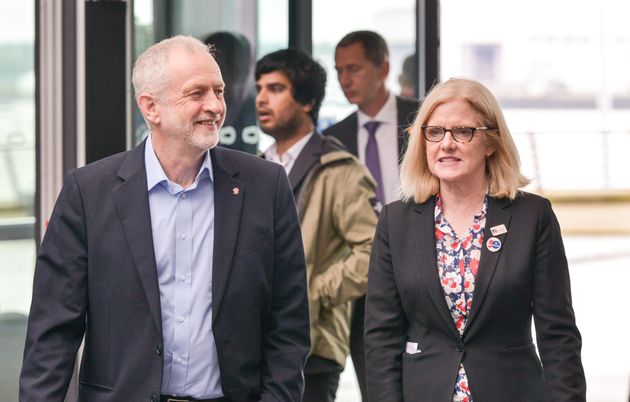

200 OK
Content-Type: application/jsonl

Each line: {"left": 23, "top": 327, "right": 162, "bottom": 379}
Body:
{"left": 0, "top": 1, "right": 36, "bottom": 400}
{"left": 440, "top": 0, "right": 630, "bottom": 193}
{"left": 133, "top": 0, "right": 288, "bottom": 154}
{"left": 256, "top": 0, "right": 288, "bottom": 59}
{"left": 312, "top": 2, "right": 415, "bottom": 400}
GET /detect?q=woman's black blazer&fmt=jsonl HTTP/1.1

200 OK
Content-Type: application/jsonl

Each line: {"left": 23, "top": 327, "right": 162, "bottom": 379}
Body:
{"left": 365, "top": 193, "right": 586, "bottom": 402}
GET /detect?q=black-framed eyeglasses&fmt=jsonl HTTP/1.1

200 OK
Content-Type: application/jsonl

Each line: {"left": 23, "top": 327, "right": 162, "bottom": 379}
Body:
{"left": 421, "top": 126, "right": 493, "bottom": 143}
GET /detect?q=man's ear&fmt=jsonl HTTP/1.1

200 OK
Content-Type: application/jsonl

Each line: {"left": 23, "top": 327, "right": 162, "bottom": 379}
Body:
{"left": 380, "top": 59, "right": 390, "bottom": 80}
{"left": 137, "top": 93, "right": 160, "bottom": 125}
{"left": 301, "top": 100, "right": 314, "bottom": 114}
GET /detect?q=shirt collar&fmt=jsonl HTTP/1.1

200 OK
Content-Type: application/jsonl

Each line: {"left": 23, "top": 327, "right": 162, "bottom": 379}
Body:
{"left": 144, "top": 133, "right": 213, "bottom": 193}
{"left": 264, "top": 132, "right": 313, "bottom": 166}
{"left": 357, "top": 91, "right": 397, "bottom": 128}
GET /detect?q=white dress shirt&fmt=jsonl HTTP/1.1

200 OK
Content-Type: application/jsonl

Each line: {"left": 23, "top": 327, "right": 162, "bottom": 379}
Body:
{"left": 357, "top": 92, "right": 401, "bottom": 204}
{"left": 264, "top": 132, "right": 314, "bottom": 174}
{"left": 145, "top": 134, "right": 223, "bottom": 399}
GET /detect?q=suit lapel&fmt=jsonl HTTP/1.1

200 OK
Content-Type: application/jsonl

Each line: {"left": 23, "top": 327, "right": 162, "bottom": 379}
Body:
{"left": 210, "top": 147, "right": 243, "bottom": 324}
{"left": 464, "top": 197, "right": 513, "bottom": 336}
{"left": 343, "top": 114, "right": 359, "bottom": 156}
{"left": 113, "top": 142, "right": 162, "bottom": 333}
{"left": 287, "top": 134, "right": 323, "bottom": 194}
{"left": 412, "top": 199, "right": 460, "bottom": 338}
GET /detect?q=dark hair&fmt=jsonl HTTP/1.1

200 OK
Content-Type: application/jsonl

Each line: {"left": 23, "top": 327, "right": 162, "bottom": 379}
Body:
{"left": 336, "top": 30, "right": 389, "bottom": 66}
{"left": 255, "top": 48, "right": 326, "bottom": 124}
{"left": 400, "top": 53, "right": 417, "bottom": 88}
{"left": 203, "top": 31, "right": 251, "bottom": 83}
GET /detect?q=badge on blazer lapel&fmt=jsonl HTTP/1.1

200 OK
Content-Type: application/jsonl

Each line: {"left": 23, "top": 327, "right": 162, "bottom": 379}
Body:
{"left": 486, "top": 237, "right": 502, "bottom": 253}
{"left": 490, "top": 224, "right": 507, "bottom": 236}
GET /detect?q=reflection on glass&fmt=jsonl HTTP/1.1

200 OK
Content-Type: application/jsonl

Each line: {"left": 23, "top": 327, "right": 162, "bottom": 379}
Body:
{"left": 310, "top": 4, "right": 415, "bottom": 401}
{"left": 0, "top": 4, "right": 36, "bottom": 312}
{"left": 203, "top": 31, "right": 258, "bottom": 154}
{"left": 132, "top": 0, "right": 154, "bottom": 145}
{"left": 0, "top": 1, "right": 36, "bottom": 400}
{"left": 132, "top": 0, "right": 277, "bottom": 153}
{"left": 398, "top": 53, "right": 417, "bottom": 98}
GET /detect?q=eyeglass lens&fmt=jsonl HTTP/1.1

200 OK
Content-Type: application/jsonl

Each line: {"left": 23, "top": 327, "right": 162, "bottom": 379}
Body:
{"left": 424, "top": 127, "right": 474, "bottom": 142}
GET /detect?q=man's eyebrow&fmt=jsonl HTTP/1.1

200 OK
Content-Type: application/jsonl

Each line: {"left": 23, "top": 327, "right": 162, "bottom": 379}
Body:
{"left": 182, "top": 82, "right": 209, "bottom": 93}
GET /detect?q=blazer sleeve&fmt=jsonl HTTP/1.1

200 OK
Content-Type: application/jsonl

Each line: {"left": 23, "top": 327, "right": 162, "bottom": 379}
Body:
{"left": 260, "top": 167, "right": 310, "bottom": 402}
{"left": 364, "top": 205, "right": 406, "bottom": 402}
{"left": 20, "top": 171, "right": 88, "bottom": 401}
{"left": 310, "top": 162, "right": 378, "bottom": 308}
{"left": 532, "top": 199, "right": 586, "bottom": 401}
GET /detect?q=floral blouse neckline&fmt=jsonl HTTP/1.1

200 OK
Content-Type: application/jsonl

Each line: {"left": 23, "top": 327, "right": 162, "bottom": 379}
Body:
{"left": 434, "top": 194, "right": 488, "bottom": 242}
{"left": 434, "top": 193, "right": 488, "bottom": 402}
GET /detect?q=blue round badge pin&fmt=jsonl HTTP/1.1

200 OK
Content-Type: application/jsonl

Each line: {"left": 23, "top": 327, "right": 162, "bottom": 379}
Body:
{"left": 486, "top": 237, "right": 502, "bottom": 253}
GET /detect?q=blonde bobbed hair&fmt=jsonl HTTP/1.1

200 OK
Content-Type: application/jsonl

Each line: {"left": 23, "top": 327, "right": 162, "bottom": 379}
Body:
{"left": 399, "top": 77, "right": 529, "bottom": 203}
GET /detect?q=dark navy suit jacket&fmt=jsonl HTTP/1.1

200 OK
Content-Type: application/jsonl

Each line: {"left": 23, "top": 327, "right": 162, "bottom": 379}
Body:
{"left": 20, "top": 142, "right": 310, "bottom": 402}
{"left": 323, "top": 96, "right": 419, "bottom": 161}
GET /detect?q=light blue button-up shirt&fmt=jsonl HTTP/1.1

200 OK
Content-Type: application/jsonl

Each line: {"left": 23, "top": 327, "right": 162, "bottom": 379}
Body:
{"left": 144, "top": 135, "right": 223, "bottom": 398}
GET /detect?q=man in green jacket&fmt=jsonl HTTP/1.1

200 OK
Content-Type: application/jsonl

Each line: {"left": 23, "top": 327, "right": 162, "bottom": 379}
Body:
{"left": 255, "top": 49, "right": 379, "bottom": 402}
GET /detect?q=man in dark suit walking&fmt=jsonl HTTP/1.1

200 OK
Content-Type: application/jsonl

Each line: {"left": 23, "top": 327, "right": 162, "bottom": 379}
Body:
{"left": 20, "top": 36, "right": 310, "bottom": 402}
{"left": 323, "top": 30, "right": 418, "bottom": 402}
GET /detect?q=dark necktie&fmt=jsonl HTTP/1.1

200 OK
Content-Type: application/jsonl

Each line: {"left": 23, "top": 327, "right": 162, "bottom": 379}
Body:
{"left": 364, "top": 121, "right": 384, "bottom": 204}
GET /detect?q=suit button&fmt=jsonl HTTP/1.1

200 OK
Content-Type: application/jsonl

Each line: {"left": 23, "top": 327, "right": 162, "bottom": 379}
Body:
{"left": 155, "top": 344, "right": 162, "bottom": 355}
{"left": 150, "top": 393, "right": 158, "bottom": 402}
{"left": 456, "top": 343, "right": 464, "bottom": 352}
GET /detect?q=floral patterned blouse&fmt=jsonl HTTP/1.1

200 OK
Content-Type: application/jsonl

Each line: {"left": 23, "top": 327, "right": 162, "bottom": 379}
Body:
{"left": 434, "top": 194, "right": 488, "bottom": 402}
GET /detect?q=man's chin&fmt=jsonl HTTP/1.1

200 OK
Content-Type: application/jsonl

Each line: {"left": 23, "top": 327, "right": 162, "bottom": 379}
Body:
{"left": 259, "top": 126, "right": 274, "bottom": 136}
{"left": 189, "top": 130, "right": 219, "bottom": 150}
{"left": 342, "top": 92, "right": 358, "bottom": 102}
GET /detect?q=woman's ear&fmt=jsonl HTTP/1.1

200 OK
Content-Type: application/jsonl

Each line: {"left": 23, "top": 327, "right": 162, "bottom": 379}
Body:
{"left": 485, "top": 130, "right": 498, "bottom": 157}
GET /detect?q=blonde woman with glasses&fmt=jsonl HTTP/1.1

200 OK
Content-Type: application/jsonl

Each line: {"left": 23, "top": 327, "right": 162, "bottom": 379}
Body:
{"left": 365, "top": 78, "right": 586, "bottom": 402}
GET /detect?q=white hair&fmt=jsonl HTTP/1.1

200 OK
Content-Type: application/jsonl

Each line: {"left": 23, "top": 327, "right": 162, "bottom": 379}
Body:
{"left": 131, "top": 35, "right": 213, "bottom": 101}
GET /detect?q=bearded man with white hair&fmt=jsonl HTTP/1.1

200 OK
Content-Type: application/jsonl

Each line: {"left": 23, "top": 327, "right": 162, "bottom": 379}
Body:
{"left": 20, "top": 36, "right": 310, "bottom": 402}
